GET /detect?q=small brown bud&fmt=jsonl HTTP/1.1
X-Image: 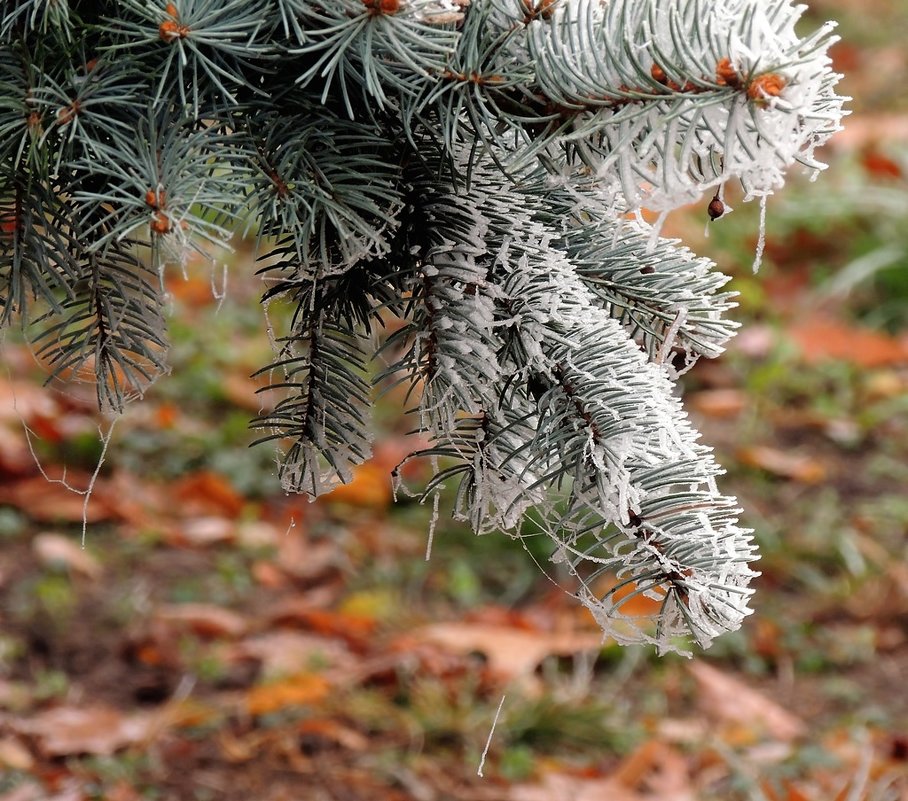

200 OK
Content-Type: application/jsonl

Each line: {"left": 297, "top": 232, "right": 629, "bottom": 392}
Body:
{"left": 150, "top": 211, "right": 172, "bottom": 234}
{"left": 707, "top": 194, "right": 725, "bottom": 221}
{"left": 145, "top": 188, "right": 167, "bottom": 209}
{"left": 159, "top": 19, "right": 189, "bottom": 41}
{"left": 716, "top": 57, "right": 740, "bottom": 88}
{"left": 362, "top": 0, "right": 401, "bottom": 14}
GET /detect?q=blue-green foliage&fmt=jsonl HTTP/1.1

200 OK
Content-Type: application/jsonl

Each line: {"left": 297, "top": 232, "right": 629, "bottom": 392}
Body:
{"left": 0, "top": 0, "right": 846, "bottom": 652}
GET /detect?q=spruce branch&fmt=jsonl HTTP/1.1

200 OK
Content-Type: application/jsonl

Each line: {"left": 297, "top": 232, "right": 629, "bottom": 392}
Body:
{"left": 0, "top": 0, "right": 848, "bottom": 654}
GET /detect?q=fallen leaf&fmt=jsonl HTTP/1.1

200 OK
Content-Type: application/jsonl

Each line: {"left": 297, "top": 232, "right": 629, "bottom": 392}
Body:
{"left": 0, "top": 379, "right": 60, "bottom": 424}
{"left": 0, "top": 425, "right": 31, "bottom": 475}
{"left": 686, "top": 389, "right": 748, "bottom": 418}
{"left": 222, "top": 373, "right": 270, "bottom": 412}
{"left": 508, "top": 774, "right": 632, "bottom": 801}
{"left": 32, "top": 532, "right": 102, "bottom": 579}
{"left": 689, "top": 662, "right": 807, "bottom": 742}
{"left": 232, "top": 631, "right": 350, "bottom": 679}
{"left": 17, "top": 705, "right": 155, "bottom": 757}
{"left": 789, "top": 316, "right": 908, "bottom": 368}
{"left": 179, "top": 516, "right": 235, "bottom": 546}
{"left": 417, "top": 623, "right": 602, "bottom": 681}
{"left": 156, "top": 603, "right": 248, "bottom": 639}
{"left": 736, "top": 445, "right": 828, "bottom": 484}
{"left": 323, "top": 463, "right": 392, "bottom": 509}
{"left": 0, "top": 476, "right": 116, "bottom": 523}
{"left": 267, "top": 602, "right": 376, "bottom": 644}
{"left": 246, "top": 673, "right": 331, "bottom": 716}
{"left": 298, "top": 718, "right": 369, "bottom": 751}
{"left": 274, "top": 535, "right": 338, "bottom": 582}
{"left": 173, "top": 471, "right": 246, "bottom": 518}
{"left": 861, "top": 148, "right": 903, "bottom": 179}
{"left": 0, "top": 736, "right": 34, "bottom": 771}
{"left": 236, "top": 520, "right": 281, "bottom": 549}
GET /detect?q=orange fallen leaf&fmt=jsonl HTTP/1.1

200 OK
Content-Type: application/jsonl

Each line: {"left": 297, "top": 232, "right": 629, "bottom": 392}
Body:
{"left": 324, "top": 463, "right": 392, "bottom": 509}
{"left": 17, "top": 705, "right": 155, "bottom": 757}
{"left": 590, "top": 576, "right": 665, "bottom": 619}
{"left": 156, "top": 603, "right": 248, "bottom": 639}
{"left": 689, "top": 662, "right": 807, "bottom": 742}
{"left": 0, "top": 737, "right": 34, "bottom": 771}
{"left": 222, "top": 373, "right": 273, "bottom": 413}
{"left": 0, "top": 476, "right": 116, "bottom": 523}
{"left": 153, "top": 402, "right": 179, "bottom": 429}
{"left": 173, "top": 471, "right": 245, "bottom": 518}
{"left": 861, "top": 148, "right": 903, "bottom": 179}
{"left": 417, "top": 622, "right": 602, "bottom": 681}
{"left": 736, "top": 445, "right": 828, "bottom": 484}
{"left": 612, "top": 740, "right": 693, "bottom": 799}
{"left": 246, "top": 673, "right": 330, "bottom": 716}
{"left": 686, "top": 389, "right": 748, "bottom": 418}
{"left": 32, "top": 532, "right": 102, "bottom": 579}
{"left": 789, "top": 316, "right": 908, "bottom": 368}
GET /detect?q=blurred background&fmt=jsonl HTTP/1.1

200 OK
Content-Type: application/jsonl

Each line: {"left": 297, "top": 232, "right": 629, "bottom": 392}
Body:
{"left": 0, "top": 1, "right": 906, "bottom": 799}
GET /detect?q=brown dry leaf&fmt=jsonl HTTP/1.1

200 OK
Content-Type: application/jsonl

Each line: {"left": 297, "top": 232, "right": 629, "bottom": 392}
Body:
{"left": 221, "top": 373, "right": 271, "bottom": 412}
{"left": 324, "top": 463, "right": 393, "bottom": 509}
{"left": 0, "top": 379, "right": 60, "bottom": 424}
{"left": 736, "top": 445, "right": 828, "bottom": 484}
{"left": 246, "top": 673, "right": 331, "bottom": 716}
{"left": 17, "top": 705, "right": 155, "bottom": 757}
{"left": 0, "top": 736, "right": 34, "bottom": 771}
{"left": 267, "top": 601, "right": 377, "bottom": 643}
{"left": 179, "top": 516, "right": 235, "bottom": 546}
{"left": 0, "top": 425, "right": 31, "bottom": 475}
{"left": 508, "top": 772, "right": 677, "bottom": 801}
{"left": 417, "top": 623, "right": 602, "bottom": 681}
{"left": 687, "top": 389, "right": 748, "bottom": 419}
{"left": 32, "top": 532, "right": 102, "bottom": 578}
{"left": 173, "top": 470, "right": 246, "bottom": 518}
{"left": 789, "top": 316, "right": 908, "bottom": 368}
{"left": 0, "top": 475, "right": 117, "bottom": 523}
{"left": 275, "top": 534, "right": 338, "bottom": 582}
{"left": 236, "top": 520, "right": 281, "bottom": 549}
{"left": 689, "top": 662, "right": 807, "bottom": 742}
{"left": 156, "top": 603, "right": 248, "bottom": 639}
{"left": 232, "top": 630, "right": 350, "bottom": 679}
{"left": 615, "top": 741, "right": 694, "bottom": 800}
{"left": 297, "top": 718, "right": 369, "bottom": 751}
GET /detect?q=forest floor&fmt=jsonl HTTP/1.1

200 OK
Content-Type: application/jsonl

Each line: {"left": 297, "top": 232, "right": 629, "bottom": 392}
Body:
{"left": 1, "top": 2, "right": 907, "bottom": 799}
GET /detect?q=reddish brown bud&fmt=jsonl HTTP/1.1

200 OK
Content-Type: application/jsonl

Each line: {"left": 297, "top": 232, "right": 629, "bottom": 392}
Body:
{"left": 145, "top": 188, "right": 167, "bottom": 209}
{"left": 707, "top": 194, "right": 725, "bottom": 221}
{"left": 747, "top": 73, "right": 786, "bottom": 102}
{"left": 651, "top": 64, "right": 668, "bottom": 84}
{"left": 362, "top": 0, "right": 401, "bottom": 14}
{"left": 716, "top": 57, "right": 740, "bottom": 88}
{"left": 150, "top": 211, "right": 172, "bottom": 234}
{"left": 159, "top": 18, "right": 189, "bottom": 41}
